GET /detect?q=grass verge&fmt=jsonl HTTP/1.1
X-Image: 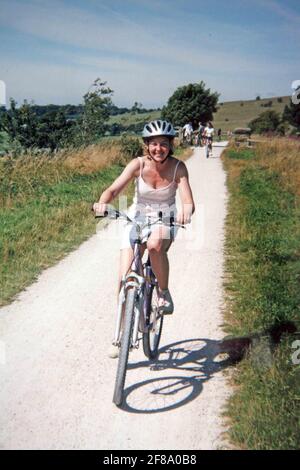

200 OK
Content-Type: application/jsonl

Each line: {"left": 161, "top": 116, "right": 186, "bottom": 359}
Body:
{"left": 222, "top": 139, "right": 300, "bottom": 449}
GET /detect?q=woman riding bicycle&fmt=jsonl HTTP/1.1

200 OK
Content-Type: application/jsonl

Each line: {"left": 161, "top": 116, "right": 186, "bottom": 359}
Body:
{"left": 204, "top": 121, "right": 214, "bottom": 143}
{"left": 93, "top": 120, "right": 195, "bottom": 354}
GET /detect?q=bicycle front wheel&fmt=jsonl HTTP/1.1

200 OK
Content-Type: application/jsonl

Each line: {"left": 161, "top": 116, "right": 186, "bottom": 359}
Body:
{"left": 113, "top": 286, "right": 137, "bottom": 407}
{"left": 143, "top": 285, "right": 164, "bottom": 360}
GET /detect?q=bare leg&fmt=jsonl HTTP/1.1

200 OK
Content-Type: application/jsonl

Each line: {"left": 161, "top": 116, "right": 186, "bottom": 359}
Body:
{"left": 146, "top": 227, "right": 173, "bottom": 291}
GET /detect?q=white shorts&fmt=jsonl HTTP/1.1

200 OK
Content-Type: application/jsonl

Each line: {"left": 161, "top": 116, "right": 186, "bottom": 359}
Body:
{"left": 120, "top": 214, "right": 179, "bottom": 250}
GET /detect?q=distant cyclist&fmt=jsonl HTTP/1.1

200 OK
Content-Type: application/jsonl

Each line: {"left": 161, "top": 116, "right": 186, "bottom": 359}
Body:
{"left": 197, "top": 122, "right": 205, "bottom": 146}
{"left": 182, "top": 121, "right": 193, "bottom": 145}
{"left": 204, "top": 122, "right": 214, "bottom": 143}
{"left": 203, "top": 122, "right": 214, "bottom": 157}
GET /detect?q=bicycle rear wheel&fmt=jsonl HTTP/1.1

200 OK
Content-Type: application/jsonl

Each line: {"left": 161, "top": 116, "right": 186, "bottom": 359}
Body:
{"left": 113, "top": 286, "right": 137, "bottom": 407}
{"left": 143, "top": 284, "right": 164, "bottom": 360}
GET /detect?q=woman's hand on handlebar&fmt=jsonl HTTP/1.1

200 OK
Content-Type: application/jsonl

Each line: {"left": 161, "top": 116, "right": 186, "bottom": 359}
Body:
{"left": 176, "top": 209, "right": 192, "bottom": 225}
{"left": 92, "top": 202, "right": 108, "bottom": 216}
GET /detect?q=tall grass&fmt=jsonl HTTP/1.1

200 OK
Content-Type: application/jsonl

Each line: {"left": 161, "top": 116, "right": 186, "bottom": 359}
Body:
{"left": 0, "top": 141, "right": 130, "bottom": 305}
{"left": 222, "top": 138, "right": 300, "bottom": 449}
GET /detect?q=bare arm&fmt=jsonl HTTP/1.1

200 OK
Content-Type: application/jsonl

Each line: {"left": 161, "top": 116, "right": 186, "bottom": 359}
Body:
{"left": 176, "top": 161, "right": 195, "bottom": 224}
{"left": 93, "top": 158, "right": 140, "bottom": 213}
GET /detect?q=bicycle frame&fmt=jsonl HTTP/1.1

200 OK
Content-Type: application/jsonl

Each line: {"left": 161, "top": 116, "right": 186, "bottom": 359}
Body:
{"left": 95, "top": 208, "right": 184, "bottom": 352}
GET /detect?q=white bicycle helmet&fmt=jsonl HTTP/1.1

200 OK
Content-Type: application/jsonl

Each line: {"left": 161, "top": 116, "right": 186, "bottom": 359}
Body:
{"left": 142, "top": 120, "right": 176, "bottom": 139}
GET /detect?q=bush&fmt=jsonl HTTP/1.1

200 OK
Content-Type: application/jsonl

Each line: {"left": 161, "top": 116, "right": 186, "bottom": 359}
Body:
{"left": 249, "top": 110, "right": 281, "bottom": 134}
{"left": 283, "top": 97, "right": 300, "bottom": 131}
{"left": 261, "top": 101, "right": 273, "bottom": 108}
{"left": 119, "top": 135, "right": 143, "bottom": 160}
{"left": 276, "top": 123, "right": 287, "bottom": 136}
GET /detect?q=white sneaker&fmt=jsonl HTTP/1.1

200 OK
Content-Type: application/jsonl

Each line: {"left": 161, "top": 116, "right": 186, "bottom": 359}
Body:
{"left": 108, "top": 344, "right": 119, "bottom": 359}
{"left": 158, "top": 288, "right": 174, "bottom": 315}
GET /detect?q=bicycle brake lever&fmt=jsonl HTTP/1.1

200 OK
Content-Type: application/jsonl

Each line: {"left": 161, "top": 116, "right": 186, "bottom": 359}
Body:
{"left": 94, "top": 210, "right": 109, "bottom": 218}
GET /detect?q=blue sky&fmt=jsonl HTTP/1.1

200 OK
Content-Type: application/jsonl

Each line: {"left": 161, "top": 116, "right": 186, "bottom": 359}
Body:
{"left": 0, "top": 0, "right": 299, "bottom": 107}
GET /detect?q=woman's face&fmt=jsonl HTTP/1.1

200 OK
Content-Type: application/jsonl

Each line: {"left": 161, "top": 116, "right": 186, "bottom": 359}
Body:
{"left": 147, "top": 136, "right": 171, "bottom": 162}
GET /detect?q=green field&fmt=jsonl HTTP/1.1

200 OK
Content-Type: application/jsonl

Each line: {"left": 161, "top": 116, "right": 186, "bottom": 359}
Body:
{"left": 108, "top": 110, "right": 160, "bottom": 126}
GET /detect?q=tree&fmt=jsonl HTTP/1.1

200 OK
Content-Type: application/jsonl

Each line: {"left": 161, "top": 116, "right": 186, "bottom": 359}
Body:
{"left": 161, "top": 81, "right": 219, "bottom": 127}
{"left": 0, "top": 99, "right": 73, "bottom": 150}
{"left": 0, "top": 98, "right": 39, "bottom": 148}
{"left": 73, "top": 78, "right": 113, "bottom": 145}
{"left": 36, "top": 110, "right": 74, "bottom": 150}
{"left": 282, "top": 91, "right": 300, "bottom": 130}
{"left": 131, "top": 102, "right": 143, "bottom": 114}
{"left": 248, "top": 110, "right": 281, "bottom": 134}
{"left": 0, "top": 78, "right": 114, "bottom": 151}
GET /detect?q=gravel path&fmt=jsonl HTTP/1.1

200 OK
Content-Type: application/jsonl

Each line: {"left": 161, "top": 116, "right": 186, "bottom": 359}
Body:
{"left": 0, "top": 142, "right": 231, "bottom": 450}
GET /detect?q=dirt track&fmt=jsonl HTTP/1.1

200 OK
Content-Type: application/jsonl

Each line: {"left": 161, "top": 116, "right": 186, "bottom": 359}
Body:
{"left": 0, "top": 142, "right": 231, "bottom": 450}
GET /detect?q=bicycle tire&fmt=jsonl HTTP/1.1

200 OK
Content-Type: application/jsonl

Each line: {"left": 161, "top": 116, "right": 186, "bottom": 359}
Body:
{"left": 143, "top": 284, "right": 164, "bottom": 360}
{"left": 113, "top": 286, "right": 137, "bottom": 407}
{"left": 206, "top": 144, "right": 209, "bottom": 158}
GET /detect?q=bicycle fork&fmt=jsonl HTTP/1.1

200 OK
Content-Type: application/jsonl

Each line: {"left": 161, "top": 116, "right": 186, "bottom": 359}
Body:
{"left": 112, "top": 272, "right": 145, "bottom": 348}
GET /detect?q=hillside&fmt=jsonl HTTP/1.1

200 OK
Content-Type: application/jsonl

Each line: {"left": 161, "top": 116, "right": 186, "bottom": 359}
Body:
{"left": 108, "top": 96, "right": 290, "bottom": 132}
{"left": 213, "top": 96, "right": 290, "bottom": 131}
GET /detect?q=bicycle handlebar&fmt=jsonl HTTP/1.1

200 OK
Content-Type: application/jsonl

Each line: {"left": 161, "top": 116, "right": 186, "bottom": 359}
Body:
{"left": 92, "top": 207, "right": 186, "bottom": 229}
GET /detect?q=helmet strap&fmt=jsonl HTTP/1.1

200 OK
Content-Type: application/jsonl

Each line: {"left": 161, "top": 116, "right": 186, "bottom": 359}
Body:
{"left": 159, "top": 155, "right": 169, "bottom": 164}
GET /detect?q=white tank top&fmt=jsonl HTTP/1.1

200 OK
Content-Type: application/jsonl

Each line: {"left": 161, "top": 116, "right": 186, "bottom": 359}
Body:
{"left": 130, "top": 157, "right": 181, "bottom": 218}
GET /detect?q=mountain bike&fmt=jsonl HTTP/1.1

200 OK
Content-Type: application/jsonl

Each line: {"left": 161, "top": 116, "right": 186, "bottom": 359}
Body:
{"left": 95, "top": 209, "right": 185, "bottom": 407}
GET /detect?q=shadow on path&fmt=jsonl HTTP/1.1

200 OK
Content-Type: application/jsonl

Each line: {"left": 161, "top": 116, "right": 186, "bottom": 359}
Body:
{"left": 119, "top": 322, "right": 298, "bottom": 413}
{"left": 121, "top": 337, "right": 235, "bottom": 414}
